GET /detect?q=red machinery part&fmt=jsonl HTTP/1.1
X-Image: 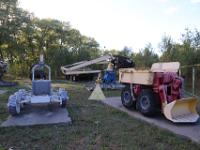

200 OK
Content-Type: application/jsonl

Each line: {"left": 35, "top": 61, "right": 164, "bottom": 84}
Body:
{"left": 133, "top": 84, "right": 141, "bottom": 96}
{"left": 153, "top": 72, "right": 183, "bottom": 104}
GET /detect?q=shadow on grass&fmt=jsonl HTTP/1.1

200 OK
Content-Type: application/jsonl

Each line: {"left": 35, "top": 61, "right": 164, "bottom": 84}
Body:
{"left": 0, "top": 80, "right": 199, "bottom": 150}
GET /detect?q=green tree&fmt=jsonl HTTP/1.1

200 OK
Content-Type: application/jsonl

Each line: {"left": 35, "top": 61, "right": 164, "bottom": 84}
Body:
{"left": 0, "top": 0, "right": 18, "bottom": 60}
{"left": 119, "top": 46, "right": 132, "bottom": 57}
{"left": 134, "top": 43, "right": 159, "bottom": 68}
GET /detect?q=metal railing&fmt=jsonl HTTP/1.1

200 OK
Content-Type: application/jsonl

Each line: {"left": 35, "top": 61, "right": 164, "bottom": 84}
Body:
{"left": 181, "top": 64, "right": 200, "bottom": 98}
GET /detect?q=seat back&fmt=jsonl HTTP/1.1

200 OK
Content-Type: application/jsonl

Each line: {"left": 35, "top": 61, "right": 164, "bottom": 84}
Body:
{"left": 32, "top": 80, "right": 51, "bottom": 95}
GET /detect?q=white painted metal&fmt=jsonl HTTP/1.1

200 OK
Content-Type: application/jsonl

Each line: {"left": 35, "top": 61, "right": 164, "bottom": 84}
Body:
{"left": 16, "top": 101, "right": 20, "bottom": 114}
{"left": 32, "top": 64, "right": 51, "bottom": 81}
{"left": 163, "top": 97, "right": 199, "bottom": 123}
{"left": 31, "top": 95, "right": 50, "bottom": 103}
{"left": 119, "top": 68, "right": 154, "bottom": 85}
{"left": 63, "top": 70, "right": 101, "bottom": 75}
{"left": 61, "top": 55, "right": 112, "bottom": 75}
{"left": 151, "top": 62, "right": 180, "bottom": 73}
{"left": 119, "top": 62, "right": 180, "bottom": 85}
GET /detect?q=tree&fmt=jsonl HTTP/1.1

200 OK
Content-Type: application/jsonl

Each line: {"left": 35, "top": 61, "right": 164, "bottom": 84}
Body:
{"left": 119, "top": 46, "right": 132, "bottom": 57}
{"left": 160, "top": 29, "right": 200, "bottom": 66}
{"left": 0, "top": 0, "right": 18, "bottom": 60}
{"left": 134, "top": 43, "right": 159, "bottom": 68}
{"left": 103, "top": 49, "right": 119, "bottom": 56}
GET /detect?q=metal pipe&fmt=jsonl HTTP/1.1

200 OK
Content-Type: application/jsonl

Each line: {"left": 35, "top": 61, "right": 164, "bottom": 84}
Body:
{"left": 45, "top": 64, "right": 51, "bottom": 80}
{"left": 32, "top": 64, "right": 51, "bottom": 81}
{"left": 130, "top": 84, "right": 135, "bottom": 101}
{"left": 192, "top": 67, "right": 195, "bottom": 95}
{"left": 32, "top": 64, "right": 40, "bottom": 81}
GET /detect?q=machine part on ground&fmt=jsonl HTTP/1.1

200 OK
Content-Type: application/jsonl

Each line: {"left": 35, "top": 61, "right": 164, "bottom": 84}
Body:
{"left": 0, "top": 61, "right": 17, "bottom": 87}
{"left": 7, "top": 55, "right": 69, "bottom": 116}
{"left": 88, "top": 84, "right": 106, "bottom": 100}
{"left": 61, "top": 55, "right": 112, "bottom": 78}
{"left": 61, "top": 54, "right": 134, "bottom": 90}
{"left": 111, "top": 55, "right": 135, "bottom": 69}
{"left": 102, "top": 70, "right": 116, "bottom": 85}
{"left": 60, "top": 54, "right": 134, "bottom": 81}
{"left": 29, "top": 66, "right": 46, "bottom": 80}
{"left": 66, "top": 73, "right": 96, "bottom": 82}
{"left": 29, "top": 55, "right": 47, "bottom": 80}
{"left": 163, "top": 97, "right": 198, "bottom": 122}
{"left": 119, "top": 62, "right": 199, "bottom": 123}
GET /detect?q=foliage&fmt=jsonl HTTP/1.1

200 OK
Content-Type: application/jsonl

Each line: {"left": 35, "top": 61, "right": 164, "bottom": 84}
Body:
{"left": 133, "top": 43, "right": 159, "bottom": 68}
{"left": 160, "top": 29, "right": 200, "bottom": 66}
{"left": 1, "top": 0, "right": 200, "bottom": 79}
{"left": 0, "top": 0, "right": 100, "bottom": 77}
{"left": 118, "top": 46, "right": 132, "bottom": 57}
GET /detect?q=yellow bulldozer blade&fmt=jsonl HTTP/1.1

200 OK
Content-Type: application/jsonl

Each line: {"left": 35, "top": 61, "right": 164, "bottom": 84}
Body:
{"left": 163, "top": 97, "right": 199, "bottom": 123}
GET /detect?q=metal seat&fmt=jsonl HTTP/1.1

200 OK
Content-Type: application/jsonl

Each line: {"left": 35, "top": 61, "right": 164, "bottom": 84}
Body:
{"left": 32, "top": 80, "right": 51, "bottom": 95}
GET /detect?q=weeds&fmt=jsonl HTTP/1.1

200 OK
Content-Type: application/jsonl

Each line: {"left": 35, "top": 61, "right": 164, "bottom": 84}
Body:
{"left": 0, "top": 80, "right": 199, "bottom": 149}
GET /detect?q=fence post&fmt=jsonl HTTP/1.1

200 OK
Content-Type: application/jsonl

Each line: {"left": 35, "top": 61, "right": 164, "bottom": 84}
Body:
{"left": 192, "top": 67, "right": 195, "bottom": 95}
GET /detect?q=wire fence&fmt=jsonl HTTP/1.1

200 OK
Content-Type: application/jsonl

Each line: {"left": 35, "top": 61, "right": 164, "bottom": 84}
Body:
{"left": 181, "top": 64, "right": 200, "bottom": 98}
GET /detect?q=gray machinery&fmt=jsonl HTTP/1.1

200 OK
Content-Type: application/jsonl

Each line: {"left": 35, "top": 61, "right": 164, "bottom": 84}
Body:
{"left": 61, "top": 55, "right": 112, "bottom": 81}
{"left": 61, "top": 54, "right": 134, "bottom": 90}
{"left": 7, "top": 55, "right": 69, "bottom": 116}
{"left": 0, "top": 60, "right": 17, "bottom": 86}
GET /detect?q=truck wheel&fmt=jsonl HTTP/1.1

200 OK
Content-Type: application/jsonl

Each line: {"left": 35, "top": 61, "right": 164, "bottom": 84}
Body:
{"left": 137, "top": 89, "right": 156, "bottom": 116}
{"left": 121, "top": 86, "right": 135, "bottom": 108}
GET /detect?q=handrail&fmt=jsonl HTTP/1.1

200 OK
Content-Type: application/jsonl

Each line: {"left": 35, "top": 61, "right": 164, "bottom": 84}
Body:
{"left": 32, "top": 64, "right": 51, "bottom": 81}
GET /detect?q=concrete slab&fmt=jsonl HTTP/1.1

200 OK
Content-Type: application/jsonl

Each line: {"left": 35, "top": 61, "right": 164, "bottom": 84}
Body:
{"left": 102, "top": 97, "right": 200, "bottom": 144}
{"left": 1, "top": 105, "right": 71, "bottom": 127}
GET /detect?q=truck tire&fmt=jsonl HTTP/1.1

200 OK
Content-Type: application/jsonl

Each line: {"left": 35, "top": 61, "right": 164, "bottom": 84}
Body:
{"left": 121, "top": 86, "right": 135, "bottom": 108}
{"left": 137, "top": 89, "right": 156, "bottom": 116}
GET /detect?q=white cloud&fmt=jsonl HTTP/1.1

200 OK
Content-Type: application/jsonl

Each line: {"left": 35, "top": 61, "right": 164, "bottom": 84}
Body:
{"left": 164, "top": 6, "right": 179, "bottom": 15}
{"left": 191, "top": 0, "right": 200, "bottom": 4}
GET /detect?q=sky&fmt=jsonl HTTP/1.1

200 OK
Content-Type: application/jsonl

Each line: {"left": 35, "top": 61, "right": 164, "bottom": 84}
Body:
{"left": 18, "top": 0, "right": 200, "bottom": 53}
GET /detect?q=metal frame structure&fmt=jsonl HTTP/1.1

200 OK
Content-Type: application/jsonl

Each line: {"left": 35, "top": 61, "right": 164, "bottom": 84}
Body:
{"left": 119, "top": 62, "right": 199, "bottom": 123}
{"left": 180, "top": 64, "right": 200, "bottom": 97}
{"left": 60, "top": 55, "right": 112, "bottom": 75}
{"left": 7, "top": 55, "right": 69, "bottom": 116}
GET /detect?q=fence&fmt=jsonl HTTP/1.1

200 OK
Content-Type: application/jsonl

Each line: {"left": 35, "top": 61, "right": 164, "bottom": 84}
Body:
{"left": 181, "top": 64, "right": 200, "bottom": 98}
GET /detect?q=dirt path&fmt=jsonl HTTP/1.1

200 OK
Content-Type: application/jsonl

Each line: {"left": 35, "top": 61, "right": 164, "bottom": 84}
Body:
{"left": 102, "top": 97, "right": 200, "bottom": 144}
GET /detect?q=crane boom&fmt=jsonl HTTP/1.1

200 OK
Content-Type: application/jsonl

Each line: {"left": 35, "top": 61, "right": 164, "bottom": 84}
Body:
{"left": 60, "top": 55, "right": 112, "bottom": 75}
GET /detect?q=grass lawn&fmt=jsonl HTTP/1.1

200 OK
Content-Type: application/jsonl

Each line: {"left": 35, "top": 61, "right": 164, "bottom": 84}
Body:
{"left": 0, "top": 80, "right": 200, "bottom": 150}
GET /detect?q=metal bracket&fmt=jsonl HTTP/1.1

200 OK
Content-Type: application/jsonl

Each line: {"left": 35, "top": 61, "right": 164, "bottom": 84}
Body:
{"left": 130, "top": 84, "right": 136, "bottom": 101}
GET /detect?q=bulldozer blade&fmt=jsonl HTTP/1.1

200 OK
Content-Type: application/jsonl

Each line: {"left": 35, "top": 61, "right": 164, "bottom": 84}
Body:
{"left": 163, "top": 97, "right": 199, "bottom": 123}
